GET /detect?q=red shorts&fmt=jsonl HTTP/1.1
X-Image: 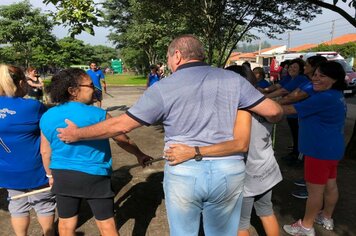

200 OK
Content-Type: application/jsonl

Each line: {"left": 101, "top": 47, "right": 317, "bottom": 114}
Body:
{"left": 304, "top": 156, "right": 339, "bottom": 185}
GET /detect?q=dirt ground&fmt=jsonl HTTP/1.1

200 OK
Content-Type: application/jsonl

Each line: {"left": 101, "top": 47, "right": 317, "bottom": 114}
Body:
{"left": 1, "top": 86, "right": 355, "bottom": 236}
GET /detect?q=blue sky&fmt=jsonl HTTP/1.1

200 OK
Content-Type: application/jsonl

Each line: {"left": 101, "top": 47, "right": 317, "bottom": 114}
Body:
{"left": 1, "top": 0, "right": 355, "bottom": 48}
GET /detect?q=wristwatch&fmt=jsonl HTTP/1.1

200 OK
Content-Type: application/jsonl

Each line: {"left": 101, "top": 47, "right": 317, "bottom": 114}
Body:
{"left": 194, "top": 146, "right": 203, "bottom": 161}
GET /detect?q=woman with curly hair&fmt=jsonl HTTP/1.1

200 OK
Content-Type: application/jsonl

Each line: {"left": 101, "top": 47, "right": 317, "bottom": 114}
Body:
{"left": 40, "top": 68, "right": 152, "bottom": 236}
{"left": 0, "top": 64, "right": 55, "bottom": 236}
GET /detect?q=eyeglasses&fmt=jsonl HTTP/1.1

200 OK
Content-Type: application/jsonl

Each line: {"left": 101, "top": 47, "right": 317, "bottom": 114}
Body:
{"left": 79, "top": 83, "right": 95, "bottom": 89}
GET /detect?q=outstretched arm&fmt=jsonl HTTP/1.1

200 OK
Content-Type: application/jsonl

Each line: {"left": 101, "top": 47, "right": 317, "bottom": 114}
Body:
{"left": 165, "top": 110, "right": 252, "bottom": 165}
{"left": 278, "top": 88, "right": 309, "bottom": 105}
{"left": 57, "top": 113, "right": 142, "bottom": 143}
{"left": 248, "top": 98, "right": 283, "bottom": 123}
{"left": 107, "top": 114, "right": 153, "bottom": 167}
{"left": 266, "top": 88, "right": 289, "bottom": 98}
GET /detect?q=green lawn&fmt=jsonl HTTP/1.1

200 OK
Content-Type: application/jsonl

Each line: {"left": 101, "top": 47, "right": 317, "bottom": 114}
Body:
{"left": 43, "top": 73, "right": 147, "bottom": 86}
{"left": 105, "top": 74, "right": 146, "bottom": 86}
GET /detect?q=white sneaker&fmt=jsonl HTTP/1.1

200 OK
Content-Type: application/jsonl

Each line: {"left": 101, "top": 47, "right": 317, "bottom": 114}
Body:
{"left": 315, "top": 212, "right": 334, "bottom": 230}
{"left": 283, "top": 219, "right": 315, "bottom": 236}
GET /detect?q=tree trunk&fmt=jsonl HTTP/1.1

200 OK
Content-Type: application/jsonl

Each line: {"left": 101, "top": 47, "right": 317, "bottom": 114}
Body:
{"left": 345, "top": 120, "right": 356, "bottom": 159}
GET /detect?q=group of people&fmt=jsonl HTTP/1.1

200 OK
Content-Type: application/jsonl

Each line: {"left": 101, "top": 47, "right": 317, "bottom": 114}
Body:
{"left": 0, "top": 64, "right": 152, "bottom": 236}
{"left": 0, "top": 34, "right": 347, "bottom": 236}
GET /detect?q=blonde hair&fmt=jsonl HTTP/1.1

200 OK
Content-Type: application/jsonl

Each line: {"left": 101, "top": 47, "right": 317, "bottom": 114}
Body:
{"left": 0, "top": 64, "right": 26, "bottom": 97}
{"left": 0, "top": 64, "right": 17, "bottom": 96}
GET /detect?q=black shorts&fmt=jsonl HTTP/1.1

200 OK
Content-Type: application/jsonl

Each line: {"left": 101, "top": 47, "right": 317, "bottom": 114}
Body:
{"left": 56, "top": 194, "right": 114, "bottom": 220}
{"left": 94, "top": 90, "right": 103, "bottom": 101}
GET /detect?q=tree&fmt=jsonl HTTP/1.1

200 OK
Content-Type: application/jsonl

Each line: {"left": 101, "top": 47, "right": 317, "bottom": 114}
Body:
{"left": 103, "top": 0, "right": 321, "bottom": 69}
{"left": 0, "top": 1, "right": 57, "bottom": 67}
{"left": 87, "top": 45, "right": 119, "bottom": 68}
{"left": 310, "top": 42, "right": 356, "bottom": 61}
{"left": 43, "top": 0, "right": 103, "bottom": 37}
{"left": 103, "top": 0, "right": 188, "bottom": 70}
{"left": 237, "top": 41, "right": 272, "bottom": 53}
{"left": 55, "top": 37, "right": 90, "bottom": 67}
{"left": 304, "top": 0, "right": 356, "bottom": 27}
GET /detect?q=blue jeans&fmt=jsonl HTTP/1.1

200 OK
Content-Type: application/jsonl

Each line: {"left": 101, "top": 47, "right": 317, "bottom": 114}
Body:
{"left": 164, "top": 159, "right": 245, "bottom": 236}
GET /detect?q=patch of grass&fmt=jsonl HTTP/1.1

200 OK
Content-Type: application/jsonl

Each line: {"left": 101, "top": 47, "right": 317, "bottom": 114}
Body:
{"left": 105, "top": 74, "right": 146, "bottom": 86}
{"left": 43, "top": 74, "right": 147, "bottom": 86}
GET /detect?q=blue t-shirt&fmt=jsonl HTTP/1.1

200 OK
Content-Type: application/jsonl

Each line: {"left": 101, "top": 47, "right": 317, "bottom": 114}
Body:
{"left": 299, "top": 81, "right": 316, "bottom": 96}
{"left": 40, "top": 102, "right": 112, "bottom": 176}
{"left": 282, "top": 74, "right": 309, "bottom": 92}
{"left": 278, "top": 75, "right": 292, "bottom": 87}
{"left": 294, "top": 90, "right": 346, "bottom": 160}
{"left": 0, "top": 97, "right": 48, "bottom": 189}
{"left": 87, "top": 69, "right": 105, "bottom": 90}
{"left": 148, "top": 73, "right": 160, "bottom": 87}
{"left": 257, "top": 79, "right": 270, "bottom": 89}
{"left": 127, "top": 62, "right": 265, "bottom": 160}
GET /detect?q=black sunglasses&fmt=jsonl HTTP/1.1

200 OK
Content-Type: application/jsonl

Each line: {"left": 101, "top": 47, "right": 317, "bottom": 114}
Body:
{"left": 79, "top": 83, "right": 95, "bottom": 89}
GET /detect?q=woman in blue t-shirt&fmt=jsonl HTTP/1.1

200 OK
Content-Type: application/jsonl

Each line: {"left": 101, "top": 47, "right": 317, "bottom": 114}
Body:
{"left": 0, "top": 64, "right": 55, "bottom": 236}
{"left": 283, "top": 61, "right": 347, "bottom": 235}
{"left": 40, "top": 68, "right": 152, "bottom": 236}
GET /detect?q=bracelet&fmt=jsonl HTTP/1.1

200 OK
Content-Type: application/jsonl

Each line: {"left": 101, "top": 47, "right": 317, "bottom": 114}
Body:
{"left": 46, "top": 174, "right": 53, "bottom": 178}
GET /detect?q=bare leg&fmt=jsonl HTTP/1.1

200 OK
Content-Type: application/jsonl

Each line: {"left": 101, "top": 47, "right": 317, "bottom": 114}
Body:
{"left": 97, "top": 100, "right": 102, "bottom": 108}
{"left": 37, "top": 215, "right": 55, "bottom": 236}
{"left": 58, "top": 216, "right": 78, "bottom": 236}
{"left": 322, "top": 178, "right": 338, "bottom": 219}
{"left": 237, "top": 229, "right": 249, "bottom": 236}
{"left": 302, "top": 182, "right": 325, "bottom": 228}
{"left": 95, "top": 217, "right": 119, "bottom": 236}
{"left": 11, "top": 216, "right": 30, "bottom": 236}
{"left": 260, "top": 214, "right": 279, "bottom": 236}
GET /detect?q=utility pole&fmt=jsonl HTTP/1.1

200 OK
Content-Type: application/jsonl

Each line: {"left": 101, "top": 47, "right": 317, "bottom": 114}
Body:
{"left": 330, "top": 20, "right": 335, "bottom": 43}
{"left": 287, "top": 32, "right": 291, "bottom": 51}
{"left": 258, "top": 39, "right": 262, "bottom": 65}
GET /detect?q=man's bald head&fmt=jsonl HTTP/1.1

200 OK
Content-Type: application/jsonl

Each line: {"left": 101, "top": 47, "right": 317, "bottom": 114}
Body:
{"left": 167, "top": 35, "right": 205, "bottom": 61}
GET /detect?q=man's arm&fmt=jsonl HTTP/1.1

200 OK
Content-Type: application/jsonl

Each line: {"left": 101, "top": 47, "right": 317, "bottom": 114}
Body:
{"left": 57, "top": 113, "right": 142, "bottom": 143}
{"left": 248, "top": 98, "right": 283, "bottom": 123}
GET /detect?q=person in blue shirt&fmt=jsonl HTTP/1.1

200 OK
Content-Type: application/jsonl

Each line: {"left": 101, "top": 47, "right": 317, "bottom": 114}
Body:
{"left": 0, "top": 64, "right": 55, "bottom": 236}
{"left": 40, "top": 68, "right": 152, "bottom": 236}
{"left": 87, "top": 62, "right": 106, "bottom": 107}
{"left": 283, "top": 61, "right": 347, "bottom": 236}
{"left": 146, "top": 65, "right": 160, "bottom": 88}
{"left": 264, "top": 58, "right": 308, "bottom": 161}
{"left": 277, "top": 56, "right": 328, "bottom": 199}
{"left": 253, "top": 67, "right": 270, "bottom": 89}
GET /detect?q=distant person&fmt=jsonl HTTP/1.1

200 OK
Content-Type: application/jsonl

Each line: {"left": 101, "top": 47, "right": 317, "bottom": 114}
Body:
{"left": 26, "top": 67, "right": 44, "bottom": 101}
{"left": 40, "top": 68, "right": 152, "bottom": 236}
{"left": 242, "top": 61, "right": 251, "bottom": 69}
{"left": 279, "top": 60, "right": 290, "bottom": 78}
{"left": 269, "top": 57, "right": 282, "bottom": 83}
{"left": 253, "top": 67, "right": 270, "bottom": 89}
{"left": 283, "top": 61, "right": 347, "bottom": 236}
{"left": 87, "top": 62, "right": 106, "bottom": 107}
{"left": 157, "top": 62, "right": 166, "bottom": 79}
{"left": 146, "top": 65, "right": 160, "bottom": 88}
{"left": 0, "top": 64, "right": 55, "bottom": 236}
